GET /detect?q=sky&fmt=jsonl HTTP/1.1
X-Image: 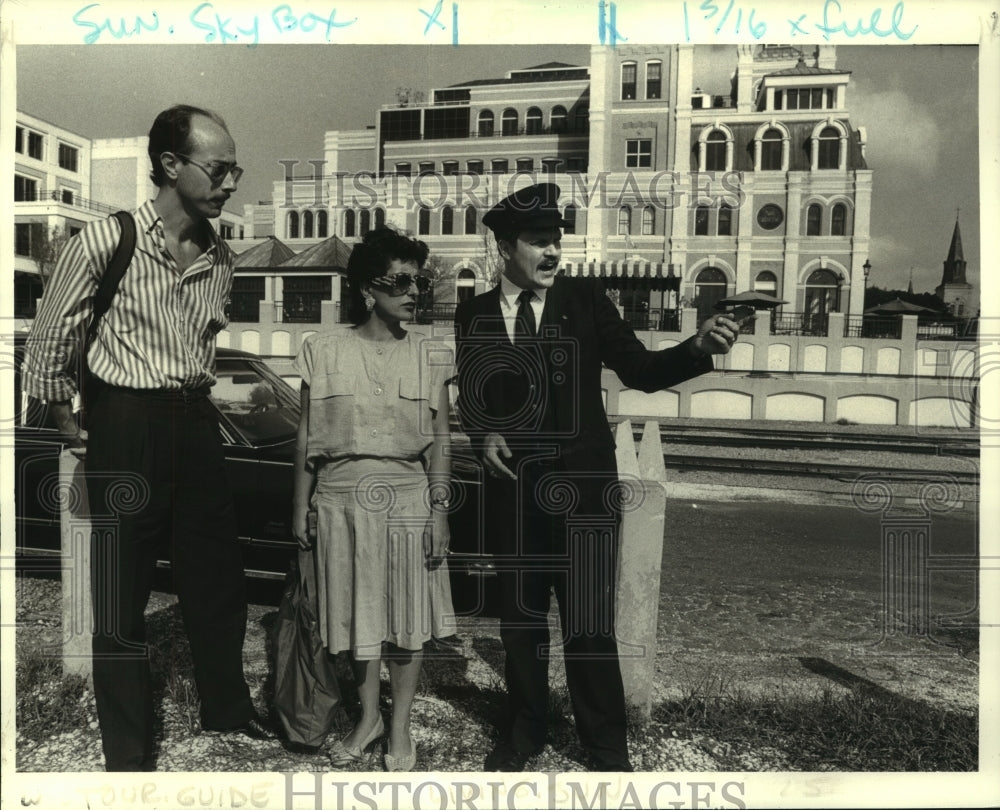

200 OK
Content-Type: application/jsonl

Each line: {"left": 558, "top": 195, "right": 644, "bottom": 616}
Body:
{"left": 14, "top": 43, "right": 981, "bottom": 300}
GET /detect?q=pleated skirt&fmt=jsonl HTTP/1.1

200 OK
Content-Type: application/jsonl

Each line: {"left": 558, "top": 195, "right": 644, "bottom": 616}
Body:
{"left": 312, "top": 458, "right": 456, "bottom": 659}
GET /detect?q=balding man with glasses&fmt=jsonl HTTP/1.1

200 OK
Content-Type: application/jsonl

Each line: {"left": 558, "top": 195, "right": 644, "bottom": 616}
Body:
{"left": 22, "top": 104, "right": 274, "bottom": 771}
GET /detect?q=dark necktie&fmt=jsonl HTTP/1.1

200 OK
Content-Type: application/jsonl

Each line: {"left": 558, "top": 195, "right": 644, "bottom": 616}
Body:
{"left": 515, "top": 289, "right": 536, "bottom": 343}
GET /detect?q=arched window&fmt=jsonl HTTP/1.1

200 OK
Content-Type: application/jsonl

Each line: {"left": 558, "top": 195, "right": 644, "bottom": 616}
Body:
{"left": 418, "top": 206, "right": 431, "bottom": 235}
{"left": 491, "top": 158, "right": 508, "bottom": 174}
{"left": 464, "top": 205, "right": 477, "bottom": 235}
{"left": 618, "top": 206, "right": 631, "bottom": 235}
{"left": 550, "top": 105, "right": 567, "bottom": 133}
{"left": 457, "top": 268, "right": 476, "bottom": 303}
{"left": 831, "top": 203, "right": 847, "bottom": 236}
{"left": 441, "top": 205, "right": 454, "bottom": 235}
{"left": 359, "top": 209, "right": 371, "bottom": 236}
{"left": 288, "top": 211, "right": 300, "bottom": 239}
{"left": 501, "top": 108, "right": 518, "bottom": 136}
{"left": 817, "top": 126, "right": 840, "bottom": 169}
{"left": 754, "top": 270, "right": 778, "bottom": 293}
{"left": 442, "top": 160, "right": 459, "bottom": 176}
{"left": 575, "top": 105, "right": 589, "bottom": 132}
{"left": 706, "top": 130, "right": 727, "bottom": 171}
{"left": 694, "top": 204, "right": 710, "bottom": 236}
{"left": 374, "top": 208, "right": 385, "bottom": 229}
{"left": 694, "top": 267, "right": 729, "bottom": 323}
{"left": 761, "top": 128, "right": 783, "bottom": 170}
{"left": 302, "top": 210, "right": 313, "bottom": 239}
{"left": 467, "top": 159, "right": 484, "bottom": 175}
{"left": 395, "top": 162, "right": 412, "bottom": 176}
{"left": 541, "top": 157, "right": 561, "bottom": 173}
{"left": 343, "top": 210, "right": 355, "bottom": 238}
{"left": 515, "top": 157, "right": 533, "bottom": 173}
{"left": 477, "top": 109, "right": 494, "bottom": 137}
{"left": 317, "top": 210, "right": 328, "bottom": 238}
{"left": 641, "top": 205, "right": 655, "bottom": 235}
{"left": 621, "top": 61, "right": 637, "bottom": 100}
{"left": 805, "top": 267, "right": 841, "bottom": 323}
{"left": 806, "top": 203, "right": 822, "bottom": 236}
{"left": 563, "top": 204, "right": 577, "bottom": 235}
{"left": 718, "top": 203, "right": 733, "bottom": 236}
{"left": 645, "top": 60, "right": 662, "bottom": 99}
{"left": 418, "top": 161, "right": 434, "bottom": 176}
{"left": 526, "top": 107, "right": 542, "bottom": 135}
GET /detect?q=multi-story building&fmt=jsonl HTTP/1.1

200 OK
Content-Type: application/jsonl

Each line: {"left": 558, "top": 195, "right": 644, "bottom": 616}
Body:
{"left": 13, "top": 113, "right": 246, "bottom": 322}
{"left": 252, "top": 44, "right": 872, "bottom": 330}
{"left": 14, "top": 112, "right": 97, "bottom": 319}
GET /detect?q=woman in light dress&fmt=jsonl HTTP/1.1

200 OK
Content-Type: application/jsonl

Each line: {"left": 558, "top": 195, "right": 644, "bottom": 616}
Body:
{"left": 291, "top": 228, "right": 455, "bottom": 771}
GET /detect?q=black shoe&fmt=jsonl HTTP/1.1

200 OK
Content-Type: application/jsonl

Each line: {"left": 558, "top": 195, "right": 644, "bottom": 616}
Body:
{"left": 206, "top": 713, "right": 277, "bottom": 741}
{"left": 238, "top": 714, "right": 278, "bottom": 741}
{"left": 484, "top": 740, "right": 543, "bottom": 772}
{"left": 587, "top": 754, "right": 633, "bottom": 772}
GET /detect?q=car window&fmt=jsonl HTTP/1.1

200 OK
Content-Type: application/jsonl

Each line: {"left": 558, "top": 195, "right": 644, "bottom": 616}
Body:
{"left": 211, "top": 359, "right": 299, "bottom": 445}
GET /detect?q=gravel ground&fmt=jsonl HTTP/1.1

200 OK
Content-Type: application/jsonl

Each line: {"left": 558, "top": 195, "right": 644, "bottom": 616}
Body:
{"left": 12, "top": 431, "right": 979, "bottom": 774}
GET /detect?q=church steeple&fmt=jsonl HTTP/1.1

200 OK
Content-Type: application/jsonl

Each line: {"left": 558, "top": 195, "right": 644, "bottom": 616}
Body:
{"left": 941, "top": 216, "right": 967, "bottom": 285}
{"left": 935, "top": 214, "right": 973, "bottom": 316}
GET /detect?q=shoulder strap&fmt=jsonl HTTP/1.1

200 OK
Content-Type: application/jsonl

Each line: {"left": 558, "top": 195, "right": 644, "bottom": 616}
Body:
{"left": 86, "top": 210, "right": 137, "bottom": 345}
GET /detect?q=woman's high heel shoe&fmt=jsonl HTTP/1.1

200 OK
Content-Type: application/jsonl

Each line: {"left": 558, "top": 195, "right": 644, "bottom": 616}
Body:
{"left": 384, "top": 733, "right": 416, "bottom": 772}
{"left": 329, "top": 716, "right": 385, "bottom": 767}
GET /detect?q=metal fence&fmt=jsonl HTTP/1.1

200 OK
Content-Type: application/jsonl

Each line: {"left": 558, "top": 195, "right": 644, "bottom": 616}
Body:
{"left": 21, "top": 188, "right": 120, "bottom": 217}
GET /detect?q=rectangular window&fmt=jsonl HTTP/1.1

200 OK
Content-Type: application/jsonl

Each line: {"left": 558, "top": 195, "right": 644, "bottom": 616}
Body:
{"left": 27, "top": 131, "right": 44, "bottom": 160}
{"left": 58, "top": 143, "right": 79, "bottom": 172}
{"left": 621, "top": 63, "right": 637, "bottom": 100}
{"left": 282, "top": 276, "right": 331, "bottom": 324}
{"left": 625, "top": 139, "right": 652, "bottom": 168}
{"left": 646, "top": 62, "right": 662, "bottom": 100}
{"left": 15, "top": 223, "right": 32, "bottom": 256}
{"left": 229, "top": 277, "right": 265, "bottom": 322}
{"left": 14, "top": 175, "right": 38, "bottom": 202}
{"left": 61, "top": 189, "right": 75, "bottom": 205}
{"left": 15, "top": 126, "right": 24, "bottom": 154}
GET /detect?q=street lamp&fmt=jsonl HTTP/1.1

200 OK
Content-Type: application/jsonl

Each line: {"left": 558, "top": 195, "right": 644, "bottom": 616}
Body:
{"left": 862, "top": 259, "right": 872, "bottom": 308}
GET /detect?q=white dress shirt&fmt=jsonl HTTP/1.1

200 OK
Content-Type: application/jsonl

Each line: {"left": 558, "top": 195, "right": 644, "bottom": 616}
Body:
{"left": 498, "top": 274, "right": 547, "bottom": 343}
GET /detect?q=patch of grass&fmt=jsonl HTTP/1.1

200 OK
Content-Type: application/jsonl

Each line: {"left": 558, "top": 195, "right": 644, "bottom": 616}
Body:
{"left": 654, "top": 678, "right": 977, "bottom": 771}
{"left": 15, "top": 641, "right": 91, "bottom": 746}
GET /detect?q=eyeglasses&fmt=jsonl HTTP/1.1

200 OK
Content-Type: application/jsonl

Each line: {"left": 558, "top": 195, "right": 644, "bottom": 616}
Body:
{"left": 368, "top": 273, "right": 431, "bottom": 295}
{"left": 172, "top": 153, "right": 244, "bottom": 185}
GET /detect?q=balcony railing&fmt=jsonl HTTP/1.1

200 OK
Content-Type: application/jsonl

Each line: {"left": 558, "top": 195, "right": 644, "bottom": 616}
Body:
{"left": 770, "top": 312, "right": 830, "bottom": 337}
{"left": 623, "top": 309, "right": 682, "bottom": 333}
{"left": 844, "top": 315, "right": 902, "bottom": 339}
{"left": 16, "top": 188, "right": 120, "bottom": 217}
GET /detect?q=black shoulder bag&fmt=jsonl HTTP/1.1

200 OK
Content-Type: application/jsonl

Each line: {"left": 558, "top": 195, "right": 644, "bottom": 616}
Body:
{"left": 80, "top": 210, "right": 137, "bottom": 423}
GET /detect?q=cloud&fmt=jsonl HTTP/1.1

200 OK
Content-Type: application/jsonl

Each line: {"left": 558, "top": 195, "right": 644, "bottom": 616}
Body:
{"left": 851, "top": 88, "right": 941, "bottom": 180}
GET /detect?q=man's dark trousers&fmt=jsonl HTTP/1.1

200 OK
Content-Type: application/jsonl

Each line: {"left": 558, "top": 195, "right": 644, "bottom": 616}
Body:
{"left": 488, "top": 452, "right": 629, "bottom": 770}
{"left": 86, "top": 385, "right": 252, "bottom": 771}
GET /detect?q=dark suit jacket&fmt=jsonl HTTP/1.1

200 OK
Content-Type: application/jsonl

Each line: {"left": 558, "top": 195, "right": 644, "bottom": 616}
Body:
{"left": 454, "top": 276, "right": 712, "bottom": 480}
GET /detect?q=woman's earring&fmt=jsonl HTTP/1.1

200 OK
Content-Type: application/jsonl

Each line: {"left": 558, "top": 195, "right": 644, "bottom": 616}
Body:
{"left": 363, "top": 292, "right": 375, "bottom": 312}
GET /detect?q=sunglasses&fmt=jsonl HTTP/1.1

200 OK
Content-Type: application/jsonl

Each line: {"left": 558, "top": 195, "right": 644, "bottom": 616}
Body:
{"left": 172, "top": 153, "right": 244, "bottom": 185}
{"left": 368, "top": 273, "right": 431, "bottom": 295}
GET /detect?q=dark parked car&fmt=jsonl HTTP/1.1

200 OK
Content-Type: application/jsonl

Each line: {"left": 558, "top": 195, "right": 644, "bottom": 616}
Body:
{"left": 11, "top": 337, "right": 497, "bottom": 615}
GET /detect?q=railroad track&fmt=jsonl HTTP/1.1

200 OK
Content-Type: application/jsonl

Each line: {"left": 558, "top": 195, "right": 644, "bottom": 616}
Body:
{"left": 659, "top": 454, "right": 979, "bottom": 486}
{"left": 627, "top": 423, "right": 978, "bottom": 458}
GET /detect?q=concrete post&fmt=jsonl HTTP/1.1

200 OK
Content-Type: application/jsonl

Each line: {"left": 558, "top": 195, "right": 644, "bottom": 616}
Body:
{"left": 614, "top": 420, "right": 668, "bottom": 719}
{"left": 59, "top": 451, "right": 93, "bottom": 681}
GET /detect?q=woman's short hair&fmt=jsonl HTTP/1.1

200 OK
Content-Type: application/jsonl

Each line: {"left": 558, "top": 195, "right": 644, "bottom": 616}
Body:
{"left": 147, "top": 105, "right": 229, "bottom": 187}
{"left": 345, "top": 228, "right": 429, "bottom": 324}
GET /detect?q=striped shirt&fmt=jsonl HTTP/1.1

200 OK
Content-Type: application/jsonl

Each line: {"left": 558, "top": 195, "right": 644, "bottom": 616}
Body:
{"left": 21, "top": 200, "right": 234, "bottom": 401}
